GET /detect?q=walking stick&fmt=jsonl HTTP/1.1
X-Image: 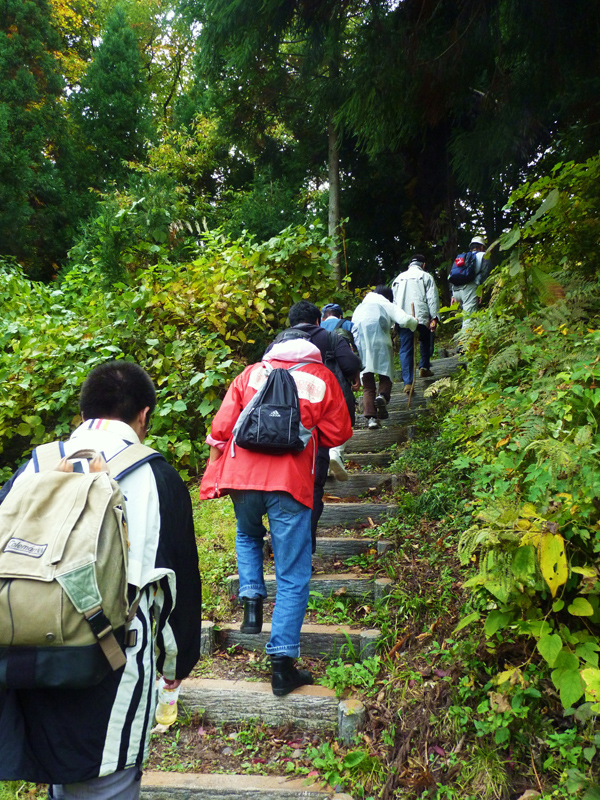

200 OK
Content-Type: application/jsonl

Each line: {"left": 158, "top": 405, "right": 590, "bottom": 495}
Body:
{"left": 407, "top": 302, "right": 417, "bottom": 409}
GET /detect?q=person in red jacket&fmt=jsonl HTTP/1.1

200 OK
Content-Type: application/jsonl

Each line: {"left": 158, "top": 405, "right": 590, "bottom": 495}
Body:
{"left": 200, "top": 338, "right": 351, "bottom": 695}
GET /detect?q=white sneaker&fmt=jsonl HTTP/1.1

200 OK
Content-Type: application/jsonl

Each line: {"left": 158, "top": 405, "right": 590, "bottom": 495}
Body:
{"left": 329, "top": 451, "right": 349, "bottom": 481}
{"left": 367, "top": 417, "right": 380, "bottom": 430}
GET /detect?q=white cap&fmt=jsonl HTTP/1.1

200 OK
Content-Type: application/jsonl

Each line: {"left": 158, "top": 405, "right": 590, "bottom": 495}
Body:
{"left": 470, "top": 235, "right": 486, "bottom": 247}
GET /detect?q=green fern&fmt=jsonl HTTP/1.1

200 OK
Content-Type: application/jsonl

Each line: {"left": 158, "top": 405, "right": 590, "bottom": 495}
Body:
{"left": 483, "top": 343, "right": 521, "bottom": 381}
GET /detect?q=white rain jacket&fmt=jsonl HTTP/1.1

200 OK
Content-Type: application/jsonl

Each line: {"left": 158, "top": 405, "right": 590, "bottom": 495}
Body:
{"left": 392, "top": 264, "right": 440, "bottom": 326}
{"left": 351, "top": 292, "right": 417, "bottom": 378}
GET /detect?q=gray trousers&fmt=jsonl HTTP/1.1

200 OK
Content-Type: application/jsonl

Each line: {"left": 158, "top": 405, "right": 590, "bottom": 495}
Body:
{"left": 452, "top": 283, "right": 479, "bottom": 331}
{"left": 50, "top": 767, "right": 141, "bottom": 800}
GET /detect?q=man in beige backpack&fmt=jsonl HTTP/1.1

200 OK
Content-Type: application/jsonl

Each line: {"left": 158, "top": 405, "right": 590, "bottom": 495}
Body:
{"left": 0, "top": 361, "right": 202, "bottom": 800}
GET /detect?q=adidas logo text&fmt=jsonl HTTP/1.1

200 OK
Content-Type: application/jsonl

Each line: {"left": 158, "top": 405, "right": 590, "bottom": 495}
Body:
{"left": 269, "top": 410, "right": 281, "bottom": 417}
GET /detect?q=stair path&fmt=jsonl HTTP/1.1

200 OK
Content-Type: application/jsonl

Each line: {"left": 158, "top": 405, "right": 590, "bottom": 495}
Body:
{"left": 142, "top": 356, "right": 458, "bottom": 799}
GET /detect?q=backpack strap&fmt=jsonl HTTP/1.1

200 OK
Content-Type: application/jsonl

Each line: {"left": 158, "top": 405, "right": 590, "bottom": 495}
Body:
{"left": 32, "top": 441, "right": 162, "bottom": 480}
{"left": 32, "top": 441, "right": 67, "bottom": 472}
{"left": 106, "top": 443, "right": 163, "bottom": 481}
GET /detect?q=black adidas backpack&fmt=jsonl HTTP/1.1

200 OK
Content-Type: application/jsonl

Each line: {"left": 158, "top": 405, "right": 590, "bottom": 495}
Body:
{"left": 232, "top": 364, "right": 314, "bottom": 455}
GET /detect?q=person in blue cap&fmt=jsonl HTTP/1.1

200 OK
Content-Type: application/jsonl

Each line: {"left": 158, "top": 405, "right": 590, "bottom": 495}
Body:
{"left": 320, "top": 303, "right": 357, "bottom": 480}
{"left": 321, "top": 304, "right": 354, "bottom": 336}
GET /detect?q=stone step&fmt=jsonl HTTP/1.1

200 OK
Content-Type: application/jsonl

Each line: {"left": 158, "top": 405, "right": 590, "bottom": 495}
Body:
{"left": 318, "top": 502, "right": 398, "bottom": 528}
{"left": 142, "top": 772, "right": 353, "bottom": 800}
{"left": 178, "top": 679, "right": 365, "bottom": 742}
{"left": 323, "top": 472, "right": 393, "bottom": 498}
{"left": 216, "top": 622, "right": 380, "bottom": 660}
{"left": 226, "top": 573, "right": 393, "bottom": 602}
{"left": 314, "top": 536, "right": 392, "bottom": 558}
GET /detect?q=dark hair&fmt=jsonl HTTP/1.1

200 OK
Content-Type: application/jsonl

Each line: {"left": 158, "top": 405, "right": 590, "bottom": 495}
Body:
{"left": 409, "top": 253, "right": 426, "bottom": 265}
{"left": 374, "top": 284, "right": 393, "bottom": 303}
{"left": 79, "top": 361, "right": 157, "bottom": 424}
{"left": 288, "top": 301, "right": 321, "bottom": 326}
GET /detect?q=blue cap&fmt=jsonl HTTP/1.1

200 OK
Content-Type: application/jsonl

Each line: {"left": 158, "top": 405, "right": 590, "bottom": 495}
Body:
{"left": 322, "top": 303, "right": 343, "bottom": 316}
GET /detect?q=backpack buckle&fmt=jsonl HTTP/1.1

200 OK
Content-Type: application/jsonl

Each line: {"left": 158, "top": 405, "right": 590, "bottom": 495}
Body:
{"left": 85, "top": 608, "right": 113, "bottom": 640}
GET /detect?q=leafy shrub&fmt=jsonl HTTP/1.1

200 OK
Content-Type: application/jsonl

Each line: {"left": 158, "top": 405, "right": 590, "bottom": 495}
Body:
{"left": 443, "top": 155, "right": 600, "bottom": 714}
{"left": 0, "top": 221, "right": 338, "bottom": 480}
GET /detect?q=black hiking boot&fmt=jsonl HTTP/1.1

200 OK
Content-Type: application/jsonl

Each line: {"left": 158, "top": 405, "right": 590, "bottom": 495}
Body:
{"left": 240, "top": 597, "right": 263, "bottom": 634}
{"left": 271, "top": 655, "right": 314, "bottom": 696}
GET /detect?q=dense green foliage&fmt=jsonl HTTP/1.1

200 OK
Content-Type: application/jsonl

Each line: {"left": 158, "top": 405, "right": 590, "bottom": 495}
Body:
{"left": 0, "top": 222, "right": 340, "bottom": 480}
{"left": 416, "top": 155, "right": 600, "bottom": 796}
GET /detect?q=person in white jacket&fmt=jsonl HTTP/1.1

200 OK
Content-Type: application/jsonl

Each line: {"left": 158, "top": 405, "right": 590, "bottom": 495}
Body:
{"left": 392, "top": 254, "right": 440, "bottom": 391}
{"left": 351, "top": 286, "right": 417, "bottom": 430}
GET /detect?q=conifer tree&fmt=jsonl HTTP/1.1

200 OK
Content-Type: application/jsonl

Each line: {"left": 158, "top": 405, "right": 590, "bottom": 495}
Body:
{"left": 0, "top": 0, "right": 69, "bottom": 276}
{"left": 72, "top": 4, "right": 152, "bottom": 187}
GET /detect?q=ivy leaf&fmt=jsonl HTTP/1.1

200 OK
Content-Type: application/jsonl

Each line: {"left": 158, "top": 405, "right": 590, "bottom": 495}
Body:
{"left": 571, "top": 565, "right": 597, "bottom": 578}
{"left": 499, "top": 226, "right": 521, "bottom": 251}
{"left": 554, "top": 669, "right": 585, "bottom": 708}
{"left": 484, "top": 611, "right": 512, "bottom": 637}
{"left": 537, "top": 634, "right": 563, "bottom": 667}
{"left": 539, "top": 532, "right": 568, "bottom": 598}
{"left": 568, "top": 597, "right": 594, "bottom": 617}
{"left": 512, "top": 545, "right": 536, "bottom": 581}
{"left": 581, "top": 668, "right": 600, "bottom": 703}
{"left": 453, "top": 611, "right": 480, "bottom": 633}
{"left": 526, "top": 187, "right": 560, "bottom": 227}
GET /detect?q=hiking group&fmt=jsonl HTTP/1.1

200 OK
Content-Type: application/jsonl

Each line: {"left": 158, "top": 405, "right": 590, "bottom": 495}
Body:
{"left": 0, "top": 239, "right": 489, "bottom": 798}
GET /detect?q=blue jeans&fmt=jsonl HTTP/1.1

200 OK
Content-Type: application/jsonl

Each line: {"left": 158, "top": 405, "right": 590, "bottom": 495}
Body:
{"left": 231, "top": 490, "right": 312, "bottom": 658}
{"left": 399, "top": 324, "right": 432, "bottom": 384}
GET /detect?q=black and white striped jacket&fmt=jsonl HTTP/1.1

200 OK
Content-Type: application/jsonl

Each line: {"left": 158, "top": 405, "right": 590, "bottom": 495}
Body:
{"left": 0, "top": 420, "right": 202, "bottom": 784}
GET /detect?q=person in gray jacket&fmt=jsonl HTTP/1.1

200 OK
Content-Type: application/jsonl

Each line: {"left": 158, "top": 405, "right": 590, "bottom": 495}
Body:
{"left": 449, "top": 235, "right": 491, "bottom": 332}
{"left": 392, "top": 254, "right": 440, "bottom": 391}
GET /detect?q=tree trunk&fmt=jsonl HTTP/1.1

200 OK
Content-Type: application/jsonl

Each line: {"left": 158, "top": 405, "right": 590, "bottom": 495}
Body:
{"left": 328, "top": 113, "right": 341, "bottom": 289}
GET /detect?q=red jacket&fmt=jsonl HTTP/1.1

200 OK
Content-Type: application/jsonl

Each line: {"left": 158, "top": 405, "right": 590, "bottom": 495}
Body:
{"left": 199, "top": 340, "right": 352, "bottom": 508}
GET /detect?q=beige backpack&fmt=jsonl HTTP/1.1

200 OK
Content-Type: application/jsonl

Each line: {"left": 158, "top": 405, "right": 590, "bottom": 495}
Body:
{"left": 0, "top": 441, "right": 160, "bottom": 689}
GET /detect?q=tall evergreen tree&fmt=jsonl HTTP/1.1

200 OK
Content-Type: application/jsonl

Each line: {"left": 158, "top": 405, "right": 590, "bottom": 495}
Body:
{"left": 192, "top": 0, "right": 370, "bottom": 287}
{"left": 0, "top": 0, "right": 70, "bottom": 277}
{"left": 72, "top": 4, "right": 152, "bottom": 187}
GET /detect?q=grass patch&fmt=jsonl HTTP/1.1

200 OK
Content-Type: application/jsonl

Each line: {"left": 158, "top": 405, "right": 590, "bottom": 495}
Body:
{"left": 191, "top": 493, "right": 237, "bottom": 618}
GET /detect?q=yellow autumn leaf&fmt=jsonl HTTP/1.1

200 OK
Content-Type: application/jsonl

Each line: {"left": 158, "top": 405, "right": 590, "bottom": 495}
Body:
{"left": 539, "top": 532, "right": 568, "bottom": 598}
{"left": 496, "top": 435, "right": 511, "bottom": 448}
{"left": 521, "top": 503, "right": 538, "bottom": 518}
{"left": 521, "top": 528, "right": 542, "bottom": 548}
{"left": 516, "top": 519, "right": 531, "bottom": 531}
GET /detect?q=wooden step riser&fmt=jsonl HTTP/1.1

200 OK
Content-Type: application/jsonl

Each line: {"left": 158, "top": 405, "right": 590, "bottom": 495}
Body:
{"left": 141, "top": 772, "right": 354, "bottom": 799}
{"left": 318, "top": 502, "right": 398, "bottom": 528}
{"left": 178, "top": 679, "right": 366, "bottom": 741}
{"left": 226, "top": 574, "right": 393, "bottom": 603}
{"left": 217, "top": 624, "right": 380, "bottom": 661}
{"left": 346, "top": 428, "right": 406, "bottom": 452}
{"left": 346, "top": 452, "right": 393, "bottom": 468}
{"left": 323, "top": 472, "right": 393, "bottom": 498}
{"left": 314, "top": 537, "right": 392, "bottom": 558}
